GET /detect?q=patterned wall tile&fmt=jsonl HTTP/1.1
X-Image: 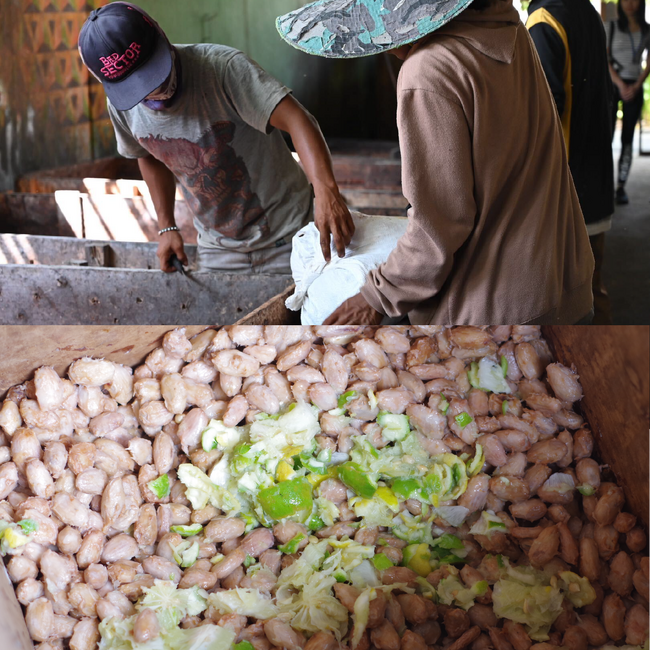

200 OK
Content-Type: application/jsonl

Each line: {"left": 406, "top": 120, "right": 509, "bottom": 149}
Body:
{"left": 1, "top": 0, "right": 114, "bottom": 190}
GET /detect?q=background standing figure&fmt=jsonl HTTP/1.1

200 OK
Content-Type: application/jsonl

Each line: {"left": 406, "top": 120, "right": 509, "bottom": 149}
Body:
{"left": 607, "top": 0, "right": 650, "bottom": 205}
{"left": 527, "top": 0, "right": 615, "bottom": 324}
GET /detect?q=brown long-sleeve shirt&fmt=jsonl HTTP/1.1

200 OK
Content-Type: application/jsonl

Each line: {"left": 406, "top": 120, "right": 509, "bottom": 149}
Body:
{"left": 360, "top": 1, "right": 594, "bottom": 325}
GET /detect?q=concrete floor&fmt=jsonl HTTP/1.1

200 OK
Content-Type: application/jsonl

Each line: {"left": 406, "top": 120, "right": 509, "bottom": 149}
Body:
{"left": 604, "top": 127, "right": 650, "bottom": 324}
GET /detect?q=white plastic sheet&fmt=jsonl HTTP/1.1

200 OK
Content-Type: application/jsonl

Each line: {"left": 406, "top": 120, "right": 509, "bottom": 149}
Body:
{"left": 286, "top": 211, "right": 408, "bottom": 325}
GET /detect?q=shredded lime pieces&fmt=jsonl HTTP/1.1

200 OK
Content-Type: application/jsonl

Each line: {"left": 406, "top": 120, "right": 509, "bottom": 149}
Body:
{"left": 234, "top": 642, "right": 255, "bottom": 650}
{"left": 170, "top": 524, "right": 203, "bottom": 537}
{"left": 258, "top": 478, "right": 313, "bottom": 521}
{"left": 403, "top": 543, "right": 431, "bottom": 577}
{"left": 338, "top": 390, "right": 358, "bottom": 409}
{"left": 148, "top": 473, "right": 171, "bottom": 499}
{"left": 279, "top": 533, "right": 306, "bottom": 555}
{"left": 377, "top": 412, "right": 410, "bottom": 442}
{"left": 337, "top": 462, "right": 378, "bottom": 499}
{"left": 276, "top": 459, "right": 296, "bottom": 482}
{"left": 558, "top": 571, "right": 596, "bottom": 607}
{"left": 454, "top": 412, "right": 473, "bottom": 428}
{"left": 391, "top": 478, "right": 422, "bottom": 501}
{"left": 17, "top": 519, "right": 39, "bottom": 535}
{"left": 466, "top": 444, "right": 484, "bottom": 477}
{"left": 372, "top": 554, "right": 394, "bottom": 571}
{"left": 468, "top": 362, "right": 480, "bottom": 388}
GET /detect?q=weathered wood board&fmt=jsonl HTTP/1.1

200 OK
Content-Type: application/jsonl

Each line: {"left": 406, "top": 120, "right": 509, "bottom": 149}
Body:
{"left": 0, "top": 561, "right": 31, "bottom": 650}
{"left": 0, "top": 326, "right": 208, "bottom": 397}
{"left": 3, "top": 186, "right": 406, "bottom": 239}
{"left": 0, "top": 192, "right": 75, "bottom": 238}
{"left": 544, "top": 325, "right": 650, "bottom": 528}
{"left": 235, "top": 285, "right": 300, "bottom": 326}
{"left": 16, "top": 145, "right": 404, "bottom": 193}
{"left": 0, "top": 191, "right": 197, "bottom": 245}
{"left": 0, "top": 234, "right": 198, "bottom": 269}
{"left": 0, "top": 265, "right": 293, "bottom": 325}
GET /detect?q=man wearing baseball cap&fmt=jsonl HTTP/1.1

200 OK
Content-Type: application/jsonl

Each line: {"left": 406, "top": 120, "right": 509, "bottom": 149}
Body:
{"left": 277, "top": 0, "right": 595, "bottom": 324}
{"left": 79, "top": 2, "right": 353, "bottom": 274}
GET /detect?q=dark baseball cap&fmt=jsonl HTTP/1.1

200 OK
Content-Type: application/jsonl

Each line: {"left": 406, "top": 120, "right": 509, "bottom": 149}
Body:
{"left": 79, "top": 2, "right": 172, "bottom": 111}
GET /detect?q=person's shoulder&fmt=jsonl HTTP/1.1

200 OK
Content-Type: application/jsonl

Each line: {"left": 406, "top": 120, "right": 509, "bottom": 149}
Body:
{"left": 399, "top": 35, "right": 470, "bottom": 91}
{"left": 106, "top": 97, "right": 130, "bottom": 121}
{"left": 175, "top": 43, "right": 242, "bottom": 67}
{"left": 403, "top": 37, "right": 458, "bottom": 71}
{"left": 527, "top": 0, "right": 570, "bottom": 25}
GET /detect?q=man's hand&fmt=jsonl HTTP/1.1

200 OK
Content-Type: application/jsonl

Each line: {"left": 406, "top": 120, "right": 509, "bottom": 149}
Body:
{"left": 324, "top": 292, "right": 383, "bottom": 325}
{"left": 314, "top": 186, "right": 355, "bottom": 261}
{"left": 629, "top": 80, "right": 643, "bottom": 98}
{"left": 618, "top": 80, "right": 635, "bottom": 102}
{"left": 157, "top": 230, "right": 188, "bottom": 272}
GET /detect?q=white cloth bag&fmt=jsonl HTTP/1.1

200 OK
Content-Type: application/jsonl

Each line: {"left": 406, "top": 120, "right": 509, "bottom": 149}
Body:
{"left": 286, "top": 211, "right": 408, "bottom": 325}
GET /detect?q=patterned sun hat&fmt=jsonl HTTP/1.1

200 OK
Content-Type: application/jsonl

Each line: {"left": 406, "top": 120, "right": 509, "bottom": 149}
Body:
{"left": 276, "top": 0, "right": 474, "bottom": 59}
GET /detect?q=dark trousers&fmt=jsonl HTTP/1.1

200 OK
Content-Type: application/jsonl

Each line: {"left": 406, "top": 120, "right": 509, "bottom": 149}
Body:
{"left": 589, "top": 233, "right": 612, "bottom": 325}
{"left": 611, "top": 79, "right": 644, "bottom": 185}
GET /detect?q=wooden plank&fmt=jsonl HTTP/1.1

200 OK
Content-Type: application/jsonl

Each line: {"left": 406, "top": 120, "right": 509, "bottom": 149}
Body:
{"left": 341, "top": 188, "right": 408, "bottom": 216}
{"left": 17, "top": 149, "right": 404, "bottom": 194}
{"left": 17, "top": 175, "right": 183, "bottom": 200}
{"left": 543, "top": 325, "right": 650, "bottom": 528}
{"left": 340, "top": 189, "right": 407, "bottom": 209}
{"left": 3, "top": 187, "right": 407, "bottom": 240}
{"left": 0, "top": 326, "right": 208, "bottom": 398}
{"left": 0, "top": 265, "right": 293, "bottom": 326}
{"left": 0, "top": 561, "right": 31, "bottom": 650}
{"left": 1, "top": 191, "right": 197, "bottom": 244}
{"left": 16, "top": 156, "right": 139, "bottom": 190}
{"left": 235, "top": 285, "right": 300, "bottom": 325}
{"left": 0, "top": 192, "right": 74, "bottom": 237}
{"left": 329, "top": 138, "right": 400, "bottom": 158}
{"left": 333, "top": 156, "right": 402, "bottom": 191}
{"left": 0, "top": 234, "right": 198, "bottom": 269}
{"left": 85, "top": 243, "right": 114, "bottom": 268}
{"left": 71, "top": 191, "right": 197, "bottom": 245}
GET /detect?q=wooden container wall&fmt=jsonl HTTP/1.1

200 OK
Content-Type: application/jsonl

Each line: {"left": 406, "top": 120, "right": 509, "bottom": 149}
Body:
{"left": 0, "top": 327, "right": 207, "bottom": 397}
{"left": 0, "top": 325, "right": 648, "bottom": 650}
{"left": 543, "top": 325, "right": 649, "bottom": 528}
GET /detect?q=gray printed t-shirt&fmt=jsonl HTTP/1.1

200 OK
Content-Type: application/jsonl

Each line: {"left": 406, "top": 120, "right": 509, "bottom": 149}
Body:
{"left": 107, "top": 44, "right": 312, "bottom": 252}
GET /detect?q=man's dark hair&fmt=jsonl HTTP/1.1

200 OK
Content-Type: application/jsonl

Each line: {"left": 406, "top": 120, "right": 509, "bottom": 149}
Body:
{"left": 471, "top": 0, "right": 494, "bottom": 9}
{"left": 617, "top": 0, "right": 649, "bottom": 33}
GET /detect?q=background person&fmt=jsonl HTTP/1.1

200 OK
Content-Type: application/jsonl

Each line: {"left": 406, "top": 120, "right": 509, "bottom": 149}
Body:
{"left": 277, "top": 0, "right": 594, "bottom": 325}
{"left": 527, "top": 0, "right": 615, "bottom": 324}
{"left": 607, "top": 0, "right": 650, "bottom": 205}
{"left": 78, "top": 2, "right": 353, "bottom": 274}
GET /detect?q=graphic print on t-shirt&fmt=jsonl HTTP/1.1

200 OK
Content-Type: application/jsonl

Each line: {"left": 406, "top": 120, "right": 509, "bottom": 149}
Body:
{"left": 139, "top": 121, "right": 268, "bottom": 239}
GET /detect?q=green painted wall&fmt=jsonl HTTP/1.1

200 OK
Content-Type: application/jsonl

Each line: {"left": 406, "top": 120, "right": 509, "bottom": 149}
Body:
{"left": 135, "top": 0, "right": 398, "bottom": 140}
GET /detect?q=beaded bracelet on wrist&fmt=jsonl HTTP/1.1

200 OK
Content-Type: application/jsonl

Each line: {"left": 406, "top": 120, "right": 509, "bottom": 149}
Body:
{"left": 158, "top": 226, "right": 180, "bottom": 236}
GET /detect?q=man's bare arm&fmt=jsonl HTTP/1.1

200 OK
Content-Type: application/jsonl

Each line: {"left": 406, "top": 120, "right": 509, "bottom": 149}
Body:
{"left": 269, "top": 95, "right": 354, "bottom": 261}
{"left": 137, "top": 155, "right": 187, "bottom": 272}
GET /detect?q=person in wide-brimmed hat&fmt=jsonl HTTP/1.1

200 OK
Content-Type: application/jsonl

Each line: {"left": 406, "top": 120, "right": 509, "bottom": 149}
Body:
{"left": 78, "top": 2, "right": 354, "bottom": 275}
{"left": 277, "top": 0, "right": 595, "bottom": 325}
